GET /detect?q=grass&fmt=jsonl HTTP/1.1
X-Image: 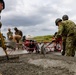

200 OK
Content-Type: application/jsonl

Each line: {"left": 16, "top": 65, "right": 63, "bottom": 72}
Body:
{"left": 33, "top": 35, "right": 53, "bottom": 42}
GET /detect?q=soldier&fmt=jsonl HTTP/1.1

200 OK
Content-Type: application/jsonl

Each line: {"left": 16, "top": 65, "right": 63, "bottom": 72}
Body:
{"left": 62, "top": 15, "right": 76, "bottom": 56}
{"left": 55, "top": 17, "right": 76, "bottom": 57}
{"left": 7, "top": 28, "right": 13, "bottom": 40}
{"left": 0, "top": 0, "right": 9, "bottom": 60}
{"left": 13, "top": 27, "right": 23, "bottom": 43}
{"left": 61, "top": 15, "right": 69, "bottom": 55}
{"left": 0, "top": 0, "right": 5, "bottom": 49}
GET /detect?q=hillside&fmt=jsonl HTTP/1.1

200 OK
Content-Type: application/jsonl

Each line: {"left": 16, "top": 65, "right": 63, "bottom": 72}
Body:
{"left": 34, "top": 35, "right": 53, "bottom": 42}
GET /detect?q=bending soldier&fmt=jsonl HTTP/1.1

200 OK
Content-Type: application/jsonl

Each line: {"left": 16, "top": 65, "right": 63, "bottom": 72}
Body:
{"left": 0, "top": 0, "right": 9, "bottom": 59}
{"left": 55, "top": 17, "right": 76, "bottom": 57}
{"left": 0, "top": 0, "right": 6, "bottom": 49}
{"left": 13, "top": 27, "right": 23, "bottom": 43}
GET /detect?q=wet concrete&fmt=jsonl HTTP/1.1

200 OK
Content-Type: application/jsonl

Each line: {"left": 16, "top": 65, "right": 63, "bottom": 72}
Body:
{"left": 0, "top": 42, "right": 76, "bottom": 75}
{"left": 28, "top": 59, "right": 76, "bottom": 74}
{"left": 0, "top": 53, "right": 76, "bottom": 75}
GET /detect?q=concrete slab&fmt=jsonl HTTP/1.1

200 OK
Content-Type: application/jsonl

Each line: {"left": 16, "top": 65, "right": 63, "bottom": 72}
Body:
{"left": 0, "top": 47, "right": 29, "bottom": 56}
{"left": 0, "top": 47, "right": 6, "bottom": 56}
{"left": 7, "top": 50, "right": 29, "bottom": 55}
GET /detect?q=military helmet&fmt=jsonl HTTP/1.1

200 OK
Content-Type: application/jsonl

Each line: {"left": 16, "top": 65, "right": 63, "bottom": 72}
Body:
{"left": 62, "top": 15, "right": 69, "bottom": 21}
{"left": 8, "top": 28, "right": 11, "bottom": 31}
{"left": 55, "top": 18, "right": 62, "bottom": 26}
{"left": 0, "top": 0, "right": 5, "bottom": 9}
{"left": 14, "top": 27, "right": 18, "bottom": 30}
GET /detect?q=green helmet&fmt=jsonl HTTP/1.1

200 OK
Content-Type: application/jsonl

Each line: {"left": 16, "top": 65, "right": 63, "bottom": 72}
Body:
{"left": 0, "top": 0, "right": 5, "bottom": 9}
{"left": 0, "top": 0, "right": 5, "bottom": 13}
{"left": 55, "top": 18, "right": 62, "bottom": 26}
{"left": 62, "top": 15, "right": 69, "bottom": 21}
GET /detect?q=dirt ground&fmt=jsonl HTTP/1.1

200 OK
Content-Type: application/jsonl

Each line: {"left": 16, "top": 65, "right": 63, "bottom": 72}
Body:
{"left": 0, "top": 53, "right": 76, "bottom": 75}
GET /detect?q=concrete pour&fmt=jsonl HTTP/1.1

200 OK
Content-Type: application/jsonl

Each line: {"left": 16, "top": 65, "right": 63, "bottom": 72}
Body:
{"left": 28, "top": 59, "right": 76, "bottom": 75}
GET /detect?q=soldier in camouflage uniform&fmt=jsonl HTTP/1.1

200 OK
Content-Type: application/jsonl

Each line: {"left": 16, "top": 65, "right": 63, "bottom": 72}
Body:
{"left": 0, "top": 0, "right": 5, "bottom": 48}
{"left": 61, "top": 15, "right": 69, "bottom": 56}
{"left": 55, "top": 17, "right": 76, "bottom": 57}
{"left": 7, "top": 28, "right": 13, "bottom": 40}
{"left": 0, "top": 0, "right": 9, "bottom": 59}
{"left": 62, "top": 15, "right": 76, "bottom": 56}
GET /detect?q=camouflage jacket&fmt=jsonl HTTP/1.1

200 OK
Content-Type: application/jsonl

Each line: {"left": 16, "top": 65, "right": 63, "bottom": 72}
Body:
{"left": 7, "top": 31, "right": 13, "bottom": 39}
{"left": 56, "top": 20, "right": 75, "bottom": 38}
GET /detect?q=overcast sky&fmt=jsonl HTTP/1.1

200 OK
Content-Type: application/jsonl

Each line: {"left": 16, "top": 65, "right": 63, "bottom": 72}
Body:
{"left": 1, "top": 0, "right": 76, "bottom": 37}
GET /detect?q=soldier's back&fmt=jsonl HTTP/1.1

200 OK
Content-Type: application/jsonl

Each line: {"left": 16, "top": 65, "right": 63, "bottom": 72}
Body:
{"left": 63, "top": 20, "right": 75, "bottom": 36}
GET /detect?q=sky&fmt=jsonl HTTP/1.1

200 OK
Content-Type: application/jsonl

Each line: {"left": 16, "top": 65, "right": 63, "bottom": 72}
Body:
{"left": 1, "top": 0, "right": 76, "bottom": 37}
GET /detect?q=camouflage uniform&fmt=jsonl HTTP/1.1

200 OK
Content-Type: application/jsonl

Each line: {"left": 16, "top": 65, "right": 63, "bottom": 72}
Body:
{"left": 7, "top": 31, "right": 13, "bottom": 40}
{"left": 0, "top": 22, "right": 6, "bottom": 49}
{"left": 56, "top": 20, "right": 76, "bottom": 56}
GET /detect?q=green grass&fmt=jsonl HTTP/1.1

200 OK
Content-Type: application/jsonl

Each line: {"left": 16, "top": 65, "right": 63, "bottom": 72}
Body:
{"left": 34, "top": 35, "right": 53, "bottom": 42}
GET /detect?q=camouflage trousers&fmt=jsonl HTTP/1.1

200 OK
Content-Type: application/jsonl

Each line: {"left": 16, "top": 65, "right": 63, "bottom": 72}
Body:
{"left": 0, "top": 32, "right": 6, "bottom": 49}
{"left": 65, "top": 36, "right": 75, "bottom": 57}
{"left": 62, "top": 38, "right": 66, "bottom": 56}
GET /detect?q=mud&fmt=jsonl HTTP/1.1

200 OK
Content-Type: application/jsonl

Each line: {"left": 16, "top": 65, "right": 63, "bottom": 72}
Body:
{"left": 0, "top": 53, "right": 76, "bottom": 75}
